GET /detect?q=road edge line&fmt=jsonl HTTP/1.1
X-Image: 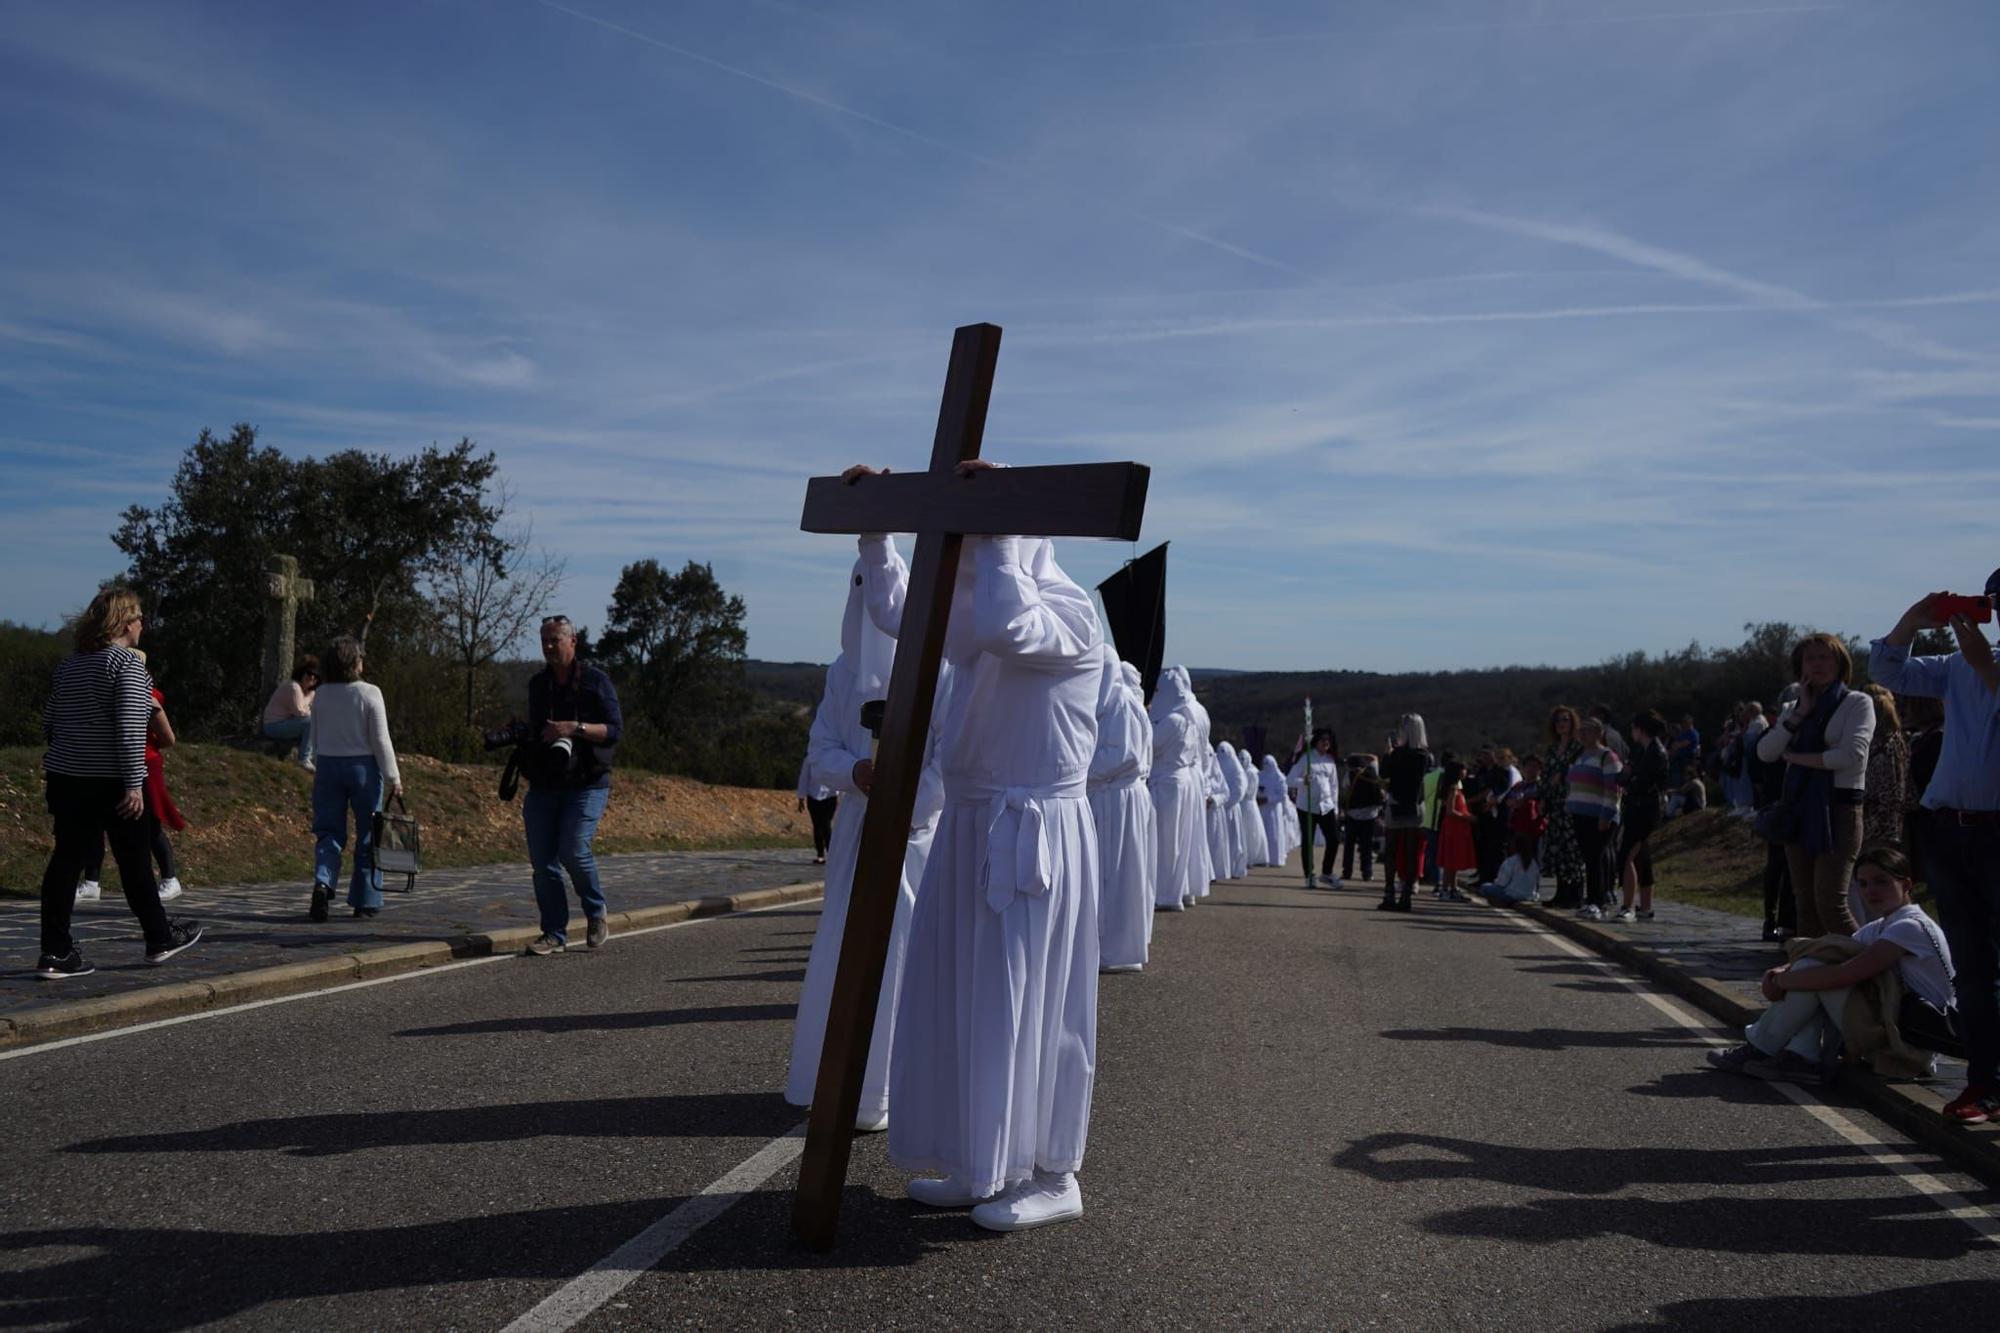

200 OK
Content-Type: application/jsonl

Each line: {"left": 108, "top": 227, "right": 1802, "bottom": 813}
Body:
{"left": 1506, "top": 899, "right": 2000, "bottom": 1190}
{"left": 0, "top": 881, "right": 824, "bottom": 1053}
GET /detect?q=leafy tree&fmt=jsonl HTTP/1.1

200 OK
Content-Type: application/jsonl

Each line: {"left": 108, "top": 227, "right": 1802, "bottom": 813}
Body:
{"left": 598, "top": 559, "right": 749, "bottom": 758}
{"left": 112, "top": 424, "right": 503, "bottom": 735}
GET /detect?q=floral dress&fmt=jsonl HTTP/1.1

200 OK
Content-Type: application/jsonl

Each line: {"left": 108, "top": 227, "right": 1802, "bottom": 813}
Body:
{"left": 1863, "top": 728, "right": 1909, "bottom": 848}
{"left": 1540, "top": 739, "right": 1585, "bottom": 901}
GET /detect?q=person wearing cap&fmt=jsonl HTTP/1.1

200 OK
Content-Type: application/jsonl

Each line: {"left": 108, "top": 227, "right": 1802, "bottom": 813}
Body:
{"left": 1870, "top": 575, "right": 2000, "bottom": 1126}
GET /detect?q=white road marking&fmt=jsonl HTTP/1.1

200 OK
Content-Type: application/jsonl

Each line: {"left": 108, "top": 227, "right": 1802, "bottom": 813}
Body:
{"left": 0, "top": 895, "right": 821, "bottom": 1062}
{"left": 1507, "top": 910, "right": 2000, "bottom": 1244}
{"left": 499, "top": 1125, "right": 809, "bottom": 1333}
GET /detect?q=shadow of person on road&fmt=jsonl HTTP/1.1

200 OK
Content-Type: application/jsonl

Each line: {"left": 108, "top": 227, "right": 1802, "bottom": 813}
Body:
{"left": 64, "top": 1092, "right": 804, "bottom": 1157}
{"left": 1333, "top": 1131, "right": 1898, "bottom": 1195}
{"left": 1602, "top": 1279, "right": 2000, "bottom": 1330}
{"left": 673, "top": 968, "right": 809, "bottom": 985}
{"left": 396, "top": 1003, "right": 798, "bottom": 1038}
{"left": 1377, "top": 1024, "right": 1709, "bottom": 1052}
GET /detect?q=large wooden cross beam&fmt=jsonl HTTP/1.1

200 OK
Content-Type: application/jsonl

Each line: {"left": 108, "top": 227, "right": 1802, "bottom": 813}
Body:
{"left": 791, "top": 322, "right": 1148, "bottom": 1251}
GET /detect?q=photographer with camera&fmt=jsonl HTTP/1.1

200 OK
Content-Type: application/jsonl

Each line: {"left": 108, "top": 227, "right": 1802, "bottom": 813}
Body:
{"left": 521, "top": 615, "right": 623, "bottom": 957}
{"left": 1871, "top": 576, "right": 2000, "bottom": 1125}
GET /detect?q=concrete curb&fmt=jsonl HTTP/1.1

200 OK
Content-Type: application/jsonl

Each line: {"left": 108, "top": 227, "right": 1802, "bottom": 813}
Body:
{"left": 1511, "top": 901, "right": 2000, "bottom": 1190}
{"left": 0, "top": 881, "right": 824, "bottom": 1053}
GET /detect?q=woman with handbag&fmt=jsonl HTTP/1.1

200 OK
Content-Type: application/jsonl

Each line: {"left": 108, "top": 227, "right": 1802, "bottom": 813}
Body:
{"left": 1708, "top": 846, "right": 1956, "bottom": 1083}
{"left": 305, "top": 635, "right": 402, "bottom": 922}
{"left": 1755, "top": 633, "right": 1875, "bottom": 937}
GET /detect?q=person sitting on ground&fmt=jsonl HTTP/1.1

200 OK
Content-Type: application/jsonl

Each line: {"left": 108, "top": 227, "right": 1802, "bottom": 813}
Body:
{"left": 1664, "top": 769, "right": 1708, "bottom": 819}
{"left": 1668, "top": 713, "right": 1700, "bottom": 786}
{"left": 1708, "top": 846, "right": 1956, "bottom": 1085}
{"left": 261, "top": 656, "right": 319, "bottom": 769}
{"left": 1478, "top": 835, "right": 1542, "bottom": 906}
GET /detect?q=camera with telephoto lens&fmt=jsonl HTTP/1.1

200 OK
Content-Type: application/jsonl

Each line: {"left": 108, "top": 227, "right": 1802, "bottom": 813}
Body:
{"left": 489, "top": 721, "right": 585, "bottom": 800}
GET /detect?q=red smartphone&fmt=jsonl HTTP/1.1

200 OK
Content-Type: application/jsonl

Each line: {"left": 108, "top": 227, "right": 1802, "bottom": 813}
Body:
{"left": 1930, "top": 593, "right": 1994, "bottom": 624}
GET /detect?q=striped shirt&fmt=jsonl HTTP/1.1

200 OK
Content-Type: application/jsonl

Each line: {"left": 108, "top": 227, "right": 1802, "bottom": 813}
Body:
{"left": 42, "top": 645, "right": 154, "bottom": 789}
{"left": 1565, "top": 746, "right": 1624, "bottom": 823}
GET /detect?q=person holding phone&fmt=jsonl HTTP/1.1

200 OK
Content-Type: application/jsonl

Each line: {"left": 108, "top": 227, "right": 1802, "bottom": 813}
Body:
{"left": 1870, "top": 574, "right": 2000, "bottom": 1125}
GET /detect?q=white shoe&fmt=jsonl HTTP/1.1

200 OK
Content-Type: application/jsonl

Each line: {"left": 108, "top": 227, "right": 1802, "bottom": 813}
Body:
{"left": 907, "top": 1176, "right": 988, "bottom": 1208}
{"left": 74, "top": 880, "right": 101, "bottom": 902}
{"left": 855, "top": 1109, "right": 889, "bottom": 1133}
{"left": 1100, "top": 962, "right": 1143, "bottom": 974}
{"left": 1615, "top": 906, "right": 1637, "bottom": 923}
{"left": 971, "top": 1171, "right": 1083, "bottom": 1233}
{"left": 1325, "top": 875, "right": 1344, "bottom": 890}
{"left": 1578, "top": 905, "right": 1604, "bottom": 920}
{"left": 300, "top": 758, "right": 316, "bottom": 773}
{"left": 158, "top": 877, "right": 183, "bottom": 902}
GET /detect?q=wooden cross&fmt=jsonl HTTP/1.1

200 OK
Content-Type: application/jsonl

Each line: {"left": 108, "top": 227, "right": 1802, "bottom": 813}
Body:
{"left": 791, "top": 322, "right": 1149, "bottom": 1251}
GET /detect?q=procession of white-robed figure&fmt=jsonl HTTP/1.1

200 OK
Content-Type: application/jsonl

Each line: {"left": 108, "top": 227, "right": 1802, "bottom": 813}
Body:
{"left": 779, "top": 322, "right": 1301, "bottom": 1248}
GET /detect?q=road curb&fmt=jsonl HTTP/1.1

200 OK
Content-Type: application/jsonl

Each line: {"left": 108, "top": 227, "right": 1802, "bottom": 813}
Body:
{"left": 1511, "top": 901, "right": 2000, "bottom": 1190}
{"left": 0, "top": 880, "right": 824, "bottom": 1053}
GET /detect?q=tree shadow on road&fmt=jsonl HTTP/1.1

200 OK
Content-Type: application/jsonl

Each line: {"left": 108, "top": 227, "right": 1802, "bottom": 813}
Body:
{"left": 0, "top": 1184, "right": 936, "bottom": 1331}
{"left": 1377, "top": 1024, "right": 1708, "bottom": 1052}
{"left": 395, "top": 1003, "right": 798, "bottom": 1037}
{"left": 64, "top": 1092, "right": 805, "bottom": 1157}
{"left": 674, "top": 968, "right": 809, "bottom": 985}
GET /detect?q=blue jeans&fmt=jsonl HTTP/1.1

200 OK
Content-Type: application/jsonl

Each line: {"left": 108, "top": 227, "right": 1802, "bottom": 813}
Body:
{"left": 313, "top": 755, "right": 384, "bottom": 909}
{"left": 1924, "top": 812, "right": 2000, "bottom": 1087}
{"left": 524, "top": 784, "right": 610, "bottom": 943}
{"left": 263, "top": 716, "right": 313, "bottom": 763}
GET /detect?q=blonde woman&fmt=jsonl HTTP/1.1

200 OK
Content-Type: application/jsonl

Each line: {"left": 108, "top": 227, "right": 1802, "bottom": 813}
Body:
{"left": 36, "top": 588, "right": 202, "bottom": 979}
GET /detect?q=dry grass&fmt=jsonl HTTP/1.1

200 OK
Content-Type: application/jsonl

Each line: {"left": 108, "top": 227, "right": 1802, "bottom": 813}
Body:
{"left": 1644, "top": 808, "right": 1769, "bottom": 919}
{"left": 0, "top": 745, "right": 810, "bottom": 897}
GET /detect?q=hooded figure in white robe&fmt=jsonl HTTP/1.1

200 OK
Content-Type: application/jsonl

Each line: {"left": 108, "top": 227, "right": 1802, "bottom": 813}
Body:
{"left": 785, "top": 535, "right": 944, "bottom": 1130}
{"left": 1147, "top": 666, "right": 1207, "bottom": 911}
{"left": 1237, "top": 745, "right": 1272, "bottom": 867}
{"left": 1259, "top": 755, "right": 1293, "bottom": 863}
{"left": 1088, "top": 656, "right": 1155, "bottom": 971}
{"left": 1215, "top": 742, "right": 1250, "bottom": 878}
{"left": 891, "top": 536, "right": 1103, "bottom": 1233}
{"left": 1200, "top": 716, "right": 1230, "bottom": 885}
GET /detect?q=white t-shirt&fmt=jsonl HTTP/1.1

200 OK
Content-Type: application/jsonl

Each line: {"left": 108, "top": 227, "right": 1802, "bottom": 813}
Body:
{"left": 1855, "top": 904, "right": 1955, "bottom": 1012}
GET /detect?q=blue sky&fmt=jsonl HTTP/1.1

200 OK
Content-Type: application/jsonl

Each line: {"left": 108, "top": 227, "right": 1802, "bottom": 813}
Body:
{"left": 3, "top": 0, "right": 1997, "bottom": 671}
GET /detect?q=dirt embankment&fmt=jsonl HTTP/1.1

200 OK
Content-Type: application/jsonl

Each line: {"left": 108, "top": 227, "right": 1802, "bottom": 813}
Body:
{"left": 0, "top": 745, "right": 810, "bottom": 896}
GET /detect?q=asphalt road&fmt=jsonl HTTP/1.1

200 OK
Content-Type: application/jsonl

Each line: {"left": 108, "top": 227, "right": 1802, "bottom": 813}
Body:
{"left": 5, "top": 858, "right": 1998, "bottom": 1331}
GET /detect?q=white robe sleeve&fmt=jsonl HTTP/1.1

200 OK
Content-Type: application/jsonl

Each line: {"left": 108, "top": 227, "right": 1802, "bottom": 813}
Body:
{"left": 859, "top": 534, "right": 910, "bottom": 639}
{"left": 806, "top": 662, "right": 868, "bottom": 795}
{"left": 970, "top": 537, "right": 1101, "bottom": 669}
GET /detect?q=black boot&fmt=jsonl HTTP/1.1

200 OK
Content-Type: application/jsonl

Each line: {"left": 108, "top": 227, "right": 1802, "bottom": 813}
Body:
{"left": 1376, "top": 884, "right": 1397, "bottom": 911}
{"left": 1394, "top": 884, "right": 1415, "bottom": 912}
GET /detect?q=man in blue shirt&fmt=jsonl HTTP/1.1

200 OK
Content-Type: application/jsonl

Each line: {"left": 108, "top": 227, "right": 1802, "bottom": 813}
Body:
{"left": 523, "top": 615, "right": 624, "bottom": 956}
{"left": 1870, "top": 577, "right": 2000, "bottom": 1125}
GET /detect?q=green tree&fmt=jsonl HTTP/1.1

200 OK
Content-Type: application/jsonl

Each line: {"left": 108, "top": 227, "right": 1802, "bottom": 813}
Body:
{"left": 112, "top": 424, "right": 504, "bottom": 735}
{"left": 598, "top": 559, "right": 750, "bottom": 760}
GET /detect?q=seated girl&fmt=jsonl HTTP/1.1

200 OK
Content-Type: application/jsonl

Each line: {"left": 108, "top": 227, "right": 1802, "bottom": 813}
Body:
{"left": 1707, "top": 846, "right": 1956, "bottom": 1084}
{"left": 1478, "top": 835, "right": 1541, "bottom": 906}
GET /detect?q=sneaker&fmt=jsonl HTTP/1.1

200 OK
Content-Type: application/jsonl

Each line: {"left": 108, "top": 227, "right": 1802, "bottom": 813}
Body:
{"left": 308, "top": 883, "right": 330, "bottom": 923}
{"left": 1635, "top": 908, "right": 1655, "bottom": 921}
{"left": 36, "top": 949, "right": 95, "bottom": 980}
{"left": 970, "top": 1171, "right": 1083, "bottom": 1232}
{"left": 1706, "top": 1043, "right": 1761, "bottom": 1074}
{"left": 157, "top": 876, "right": 183, "bottom": 902}
{"left": 1745, "top": 1051, "right": 1824, "bottom": 1086}
{"left": 145, "top": 921, "right": 203, "bottom": 964}
{"left": 907, "top": 1176, "right": 987, "bottom": 1208}
{"left": 74, "top": 879, "right": 102, "bottom": 903}
{"left": 1578, "top": 905, "right": 1604, "bottom": 920}
{"left": 1325, "top": 875, "right": 1344, "bottom": 890}
{"left": 524, "top": 933, "right": 566, "bottom": 957}
{"left": 1615, "top": 907, "right": 1637, "bottom": 923}
{"left": 1943, "top": 1086, "right": 1999, "bottom": 1125}
{"left": 586, "top": 917, "right": 609, "bottom": 950}
{"left": 301, "top": 759, "right": 316, "bottom": 774}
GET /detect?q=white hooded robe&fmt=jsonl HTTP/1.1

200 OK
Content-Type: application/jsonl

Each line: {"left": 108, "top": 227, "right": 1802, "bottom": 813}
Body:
{"left": 1147, "top": 667, "right": 1208, "bottom": 910}
{"left": 1089, "top": 655, "right": 1156, "bottom": 967}
{"left": 1259, "top": 755, "right": 1294, "bottom": 862}
{"left": 1216, "top": 742, "right": 1250, "bottom": 879}
{"left": 1237, "top": 746, "right": 1272, "bottom": 867}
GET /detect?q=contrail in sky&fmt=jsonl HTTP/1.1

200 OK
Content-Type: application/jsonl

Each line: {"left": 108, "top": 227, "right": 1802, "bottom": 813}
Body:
{"left": 531, "top": 0, "right": 1309, "bottom": 277}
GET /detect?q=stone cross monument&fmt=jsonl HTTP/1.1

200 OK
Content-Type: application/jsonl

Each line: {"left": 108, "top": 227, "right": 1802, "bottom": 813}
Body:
{"left": 260, "top": 554, "right": 315, "bottom": 706}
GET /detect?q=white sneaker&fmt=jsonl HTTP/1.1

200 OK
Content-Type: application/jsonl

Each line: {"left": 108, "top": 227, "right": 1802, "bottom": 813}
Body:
{"left": 971, "top": 1171, "right": 1083, "bottom": 1233}
{"left": 1100, "top": 962, "right": 1143, "bottom": 974}
{"left": 1615, "top": 906, "right": 1637, "bottom": 923}
{"left": 907, "top": 1176, "right": 988, "bottom": 1208}
{"left": 1578, "top": 905, "right": 1604, "bottom": 920}
{"left": 74, "top": 880, "right": 101, "bottom": 902}
{"left": 158, "top": 877, "right": 183, "bottom": 902}
{"left": 1326, "top": 875, "right": 1344, "bottom": 890}
{"left": 855, "top": 1109, "right": 889, "bottom": 1134}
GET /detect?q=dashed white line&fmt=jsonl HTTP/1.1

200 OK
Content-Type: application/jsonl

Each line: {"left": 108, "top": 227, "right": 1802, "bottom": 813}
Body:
{"left": 1506, "top": 909, "right": 2000, "bottom": 1245}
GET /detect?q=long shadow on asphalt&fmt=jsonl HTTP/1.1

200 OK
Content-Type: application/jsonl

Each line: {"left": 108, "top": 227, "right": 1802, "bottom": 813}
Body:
{"left": 0, "top": 1185, "right": 930, "bottom": 1332}
{"left": 1627, "top": 1069, "right": 1805, "bottom": 1107}
{"left": 1602, "top": 1280, "right": 2000, "bottom": 1331}
{"left": 395, "top": 1003, "right": 799, "bottom": 1037}
{"left": 63, "top": 1092, "right": 802, "bottom": 1157}
{"left": 1422, "top": 1190, "right": 1988, "bottom": 1260}
{"left": 1378, "top": 1025, "right": 1708, "bottom": 1052}
{"left": 1335, "top": 1131, "right": 1909, "bottom": 1195}
{"left": 674, "top": 968, "right": 810, "bottom": 985}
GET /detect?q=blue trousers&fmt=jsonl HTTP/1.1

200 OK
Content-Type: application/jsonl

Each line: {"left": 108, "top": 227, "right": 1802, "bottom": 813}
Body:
{"left": 1925, "top": 812, "right": 2000, "bottom": 1087}
{"left": 313, "top": 755, "right": 384, "bottom": 909}
{"left": 524, "top": 784, "right": 610, "bottom": 943}
{"left": 263, "top": 716, "right": 313, "bottom": 763}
